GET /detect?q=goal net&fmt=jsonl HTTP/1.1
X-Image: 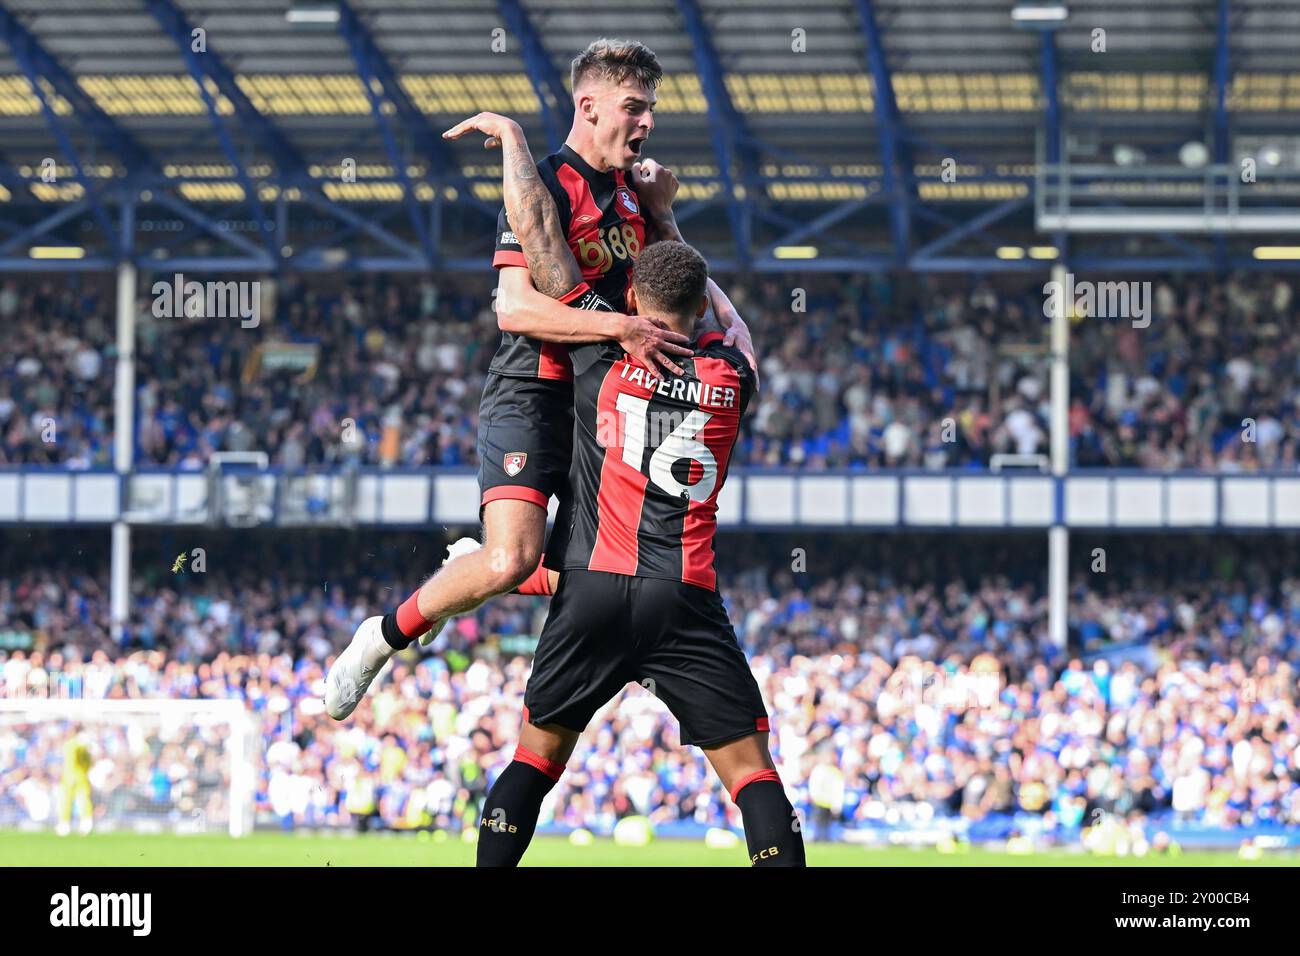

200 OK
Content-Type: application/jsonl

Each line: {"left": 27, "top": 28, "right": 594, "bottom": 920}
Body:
{"left": 0, "top": 699, "right": 256, "bottom": 837}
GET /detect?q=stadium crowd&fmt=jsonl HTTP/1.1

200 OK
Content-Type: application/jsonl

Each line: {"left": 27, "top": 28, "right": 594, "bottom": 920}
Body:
{"left": 2, "top": 535, "right": 1297, "bottom": 842}
{"left": 3, "top": 272, "right": 1298, "bottom": 471}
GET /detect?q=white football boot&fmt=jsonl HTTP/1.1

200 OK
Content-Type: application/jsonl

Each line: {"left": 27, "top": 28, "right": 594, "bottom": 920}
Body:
{"left": 324, "top": 615, "right": 394, "bottom": 720}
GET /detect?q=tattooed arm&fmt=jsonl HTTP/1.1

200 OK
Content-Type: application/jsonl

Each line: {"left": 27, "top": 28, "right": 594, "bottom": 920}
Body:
{"left": 498, "top": 131, "right": 582, "bottom": 298}
{"left": 442, "top": 112, "right": 691, "bottom": 377}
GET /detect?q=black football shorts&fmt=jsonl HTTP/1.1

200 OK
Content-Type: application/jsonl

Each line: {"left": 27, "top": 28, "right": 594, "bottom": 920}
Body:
{"left": 477, "top": 372, "right": 573, "bottom": 511}
{"left": 523, "top": 570, "right": 770, "bottom": 748}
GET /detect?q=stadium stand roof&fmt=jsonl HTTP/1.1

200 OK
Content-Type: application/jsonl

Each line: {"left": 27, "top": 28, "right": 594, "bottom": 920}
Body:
{"left": 1, "top": 0, "right": 1298, "bottom": 271}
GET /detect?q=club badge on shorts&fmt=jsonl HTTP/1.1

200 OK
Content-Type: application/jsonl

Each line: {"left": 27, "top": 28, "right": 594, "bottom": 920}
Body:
{"left": 618, "top": 188, "right": 638, "bottom": 215}
{"left": 504, "top": 452, "right": 527, "bottom": 477}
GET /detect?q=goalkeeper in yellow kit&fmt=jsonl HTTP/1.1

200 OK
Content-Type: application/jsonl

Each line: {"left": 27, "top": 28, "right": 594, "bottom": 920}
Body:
{"left": 56, "top": 725, "right": 94, "bottom": 836}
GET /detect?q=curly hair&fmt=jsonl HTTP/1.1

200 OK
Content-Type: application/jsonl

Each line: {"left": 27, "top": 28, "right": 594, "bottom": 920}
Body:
{"left": 632, "top": 241, "right": 709, "bottom": 321}
{"left": 570, "top": 38, "right": 663, "bottom": 94}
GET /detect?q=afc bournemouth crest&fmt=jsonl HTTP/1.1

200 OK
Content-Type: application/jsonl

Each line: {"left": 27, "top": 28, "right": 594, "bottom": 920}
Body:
{"left": 504, "top": 452, "right": 527, "bottom": 477}
{"left": 618, "top": 187, "right": 638, "bottom": 216}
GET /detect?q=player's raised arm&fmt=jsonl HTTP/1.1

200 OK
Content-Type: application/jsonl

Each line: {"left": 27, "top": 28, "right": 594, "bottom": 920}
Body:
{"left": 703, "top": 276, "right": 757, "bottom": 378}
{"left": 442, "top": 112, "right": 692, "bottom": 378}
{"left": 629, "top": 157, "right": 756, "bottom": 374}
{"left": 629, "top": 158, "right": 683, "bottom": 244}
{"left": 696, "top": 280, "right": 760, "bottom": 397}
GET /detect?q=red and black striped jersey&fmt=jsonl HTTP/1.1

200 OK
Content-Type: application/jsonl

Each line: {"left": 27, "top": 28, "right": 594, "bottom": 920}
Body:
{"left": 552, "top": 332, "right": 756, "bottom": 591}
{"left": 490, "top": 144, "right": 647, "bottom": 383}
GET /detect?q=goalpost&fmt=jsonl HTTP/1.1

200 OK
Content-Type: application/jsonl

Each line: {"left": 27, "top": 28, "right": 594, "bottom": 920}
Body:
{"left": 0, "top": 699, "right": 256, "bottom": 837}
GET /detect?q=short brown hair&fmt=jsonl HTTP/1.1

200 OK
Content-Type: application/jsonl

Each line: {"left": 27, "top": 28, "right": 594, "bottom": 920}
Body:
{"left": 632, "top": 241, "right": 708, "bottom": 320}
{"left": 571, "top": 38, "right": 662, "bottom": 94}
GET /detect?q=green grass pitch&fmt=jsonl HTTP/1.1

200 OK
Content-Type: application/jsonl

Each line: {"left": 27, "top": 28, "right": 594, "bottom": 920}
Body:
{"left": 2, "top": 830, "right": 1293, "bottom": 867}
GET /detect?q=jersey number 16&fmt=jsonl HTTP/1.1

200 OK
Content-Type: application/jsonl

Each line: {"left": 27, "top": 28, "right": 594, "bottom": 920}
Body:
{"left": 614, "top": 392, "right": 718, "bottom": 502}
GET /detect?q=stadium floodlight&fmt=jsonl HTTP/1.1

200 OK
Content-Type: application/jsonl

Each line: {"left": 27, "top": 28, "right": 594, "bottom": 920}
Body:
{"left": 1260, "top": 145, "right": 1282, "bottom": 167}
{"left": 1112, "top": 144, "right": 1145, "bottom": 167}
{"left": 1179, "top": 142, "right": 1209, "bottom": 169}
{"left": 1010, "top": 4, "right": 1069, "bottom": 25}
{"left": 286, "top": 2, "right": 340, "bottom": 25}
{"left": 996, "top": 246, "right": 1026, "bottom": 259}
{"left": 1253, "top": 246, "right": 1300, "bottom": 260}
{"left": 1028, "top": 246, "right": 1059, "bottom": 259}
{"left": 773, "top": 246, "right": 818, "bottom": 259}
{"left": 29, "top": 246, "right": 85, "bottom": 259}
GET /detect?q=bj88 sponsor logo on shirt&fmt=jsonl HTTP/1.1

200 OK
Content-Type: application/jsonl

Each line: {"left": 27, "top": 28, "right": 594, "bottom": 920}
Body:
{"left": 574, "top": 221, "right": 643, "bottom": 275}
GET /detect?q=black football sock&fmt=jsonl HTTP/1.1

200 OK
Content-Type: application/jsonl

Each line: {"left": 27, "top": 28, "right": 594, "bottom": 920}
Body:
{"left": 733, "top": 772, "right": 807, "bottom": 867}
{"left": 379, "top": 590, "right": 434, "bottom": 650}
{"left": 475, "top": 749, "right": 564, "bottom": 867}
{"left": 379, "top": 613, "right": 409, "bottom": 650}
